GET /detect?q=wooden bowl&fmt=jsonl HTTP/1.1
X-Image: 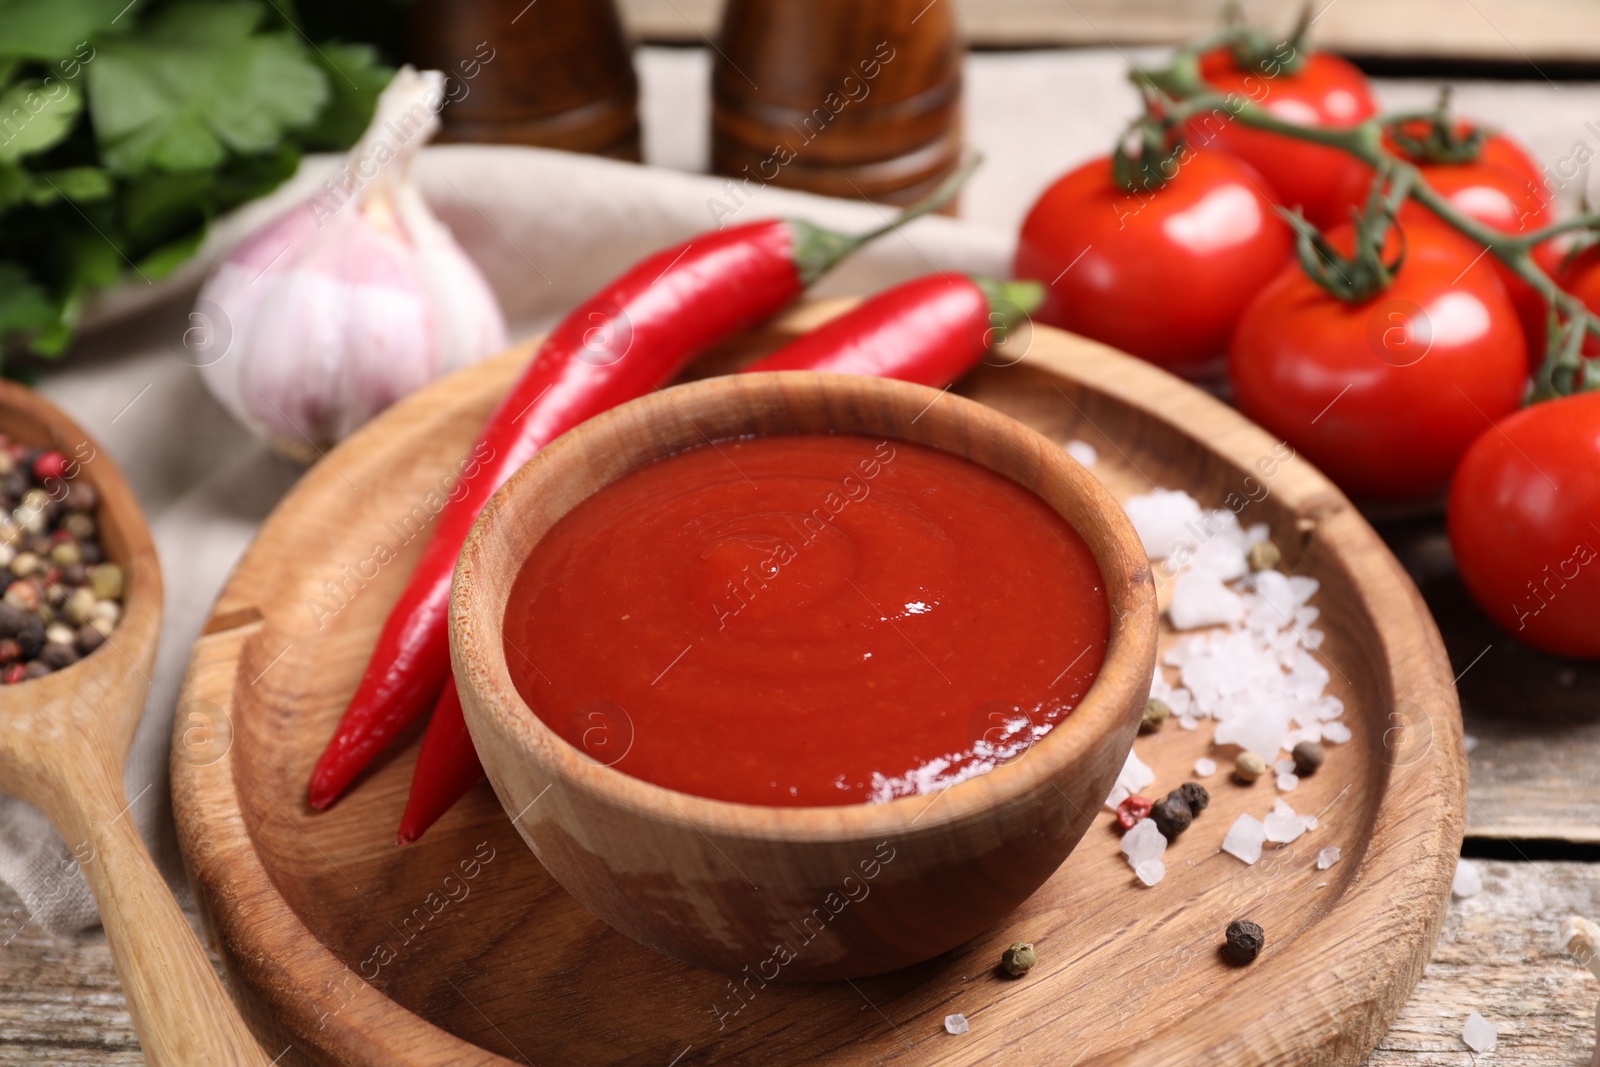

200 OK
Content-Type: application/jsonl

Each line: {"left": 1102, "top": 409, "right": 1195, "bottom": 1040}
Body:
{"left": 449, "top": 372, "right": 1159, "bottom": 981}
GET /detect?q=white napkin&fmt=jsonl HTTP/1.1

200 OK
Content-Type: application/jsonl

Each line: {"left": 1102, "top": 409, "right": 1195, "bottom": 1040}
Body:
{"left": 0, "top": 143, "right": 1013, "bottom": 934}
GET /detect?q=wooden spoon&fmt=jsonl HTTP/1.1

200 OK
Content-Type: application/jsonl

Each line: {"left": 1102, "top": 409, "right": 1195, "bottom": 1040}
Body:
{"left": 0, "top": 382, "right": 270, "bottom": 1066}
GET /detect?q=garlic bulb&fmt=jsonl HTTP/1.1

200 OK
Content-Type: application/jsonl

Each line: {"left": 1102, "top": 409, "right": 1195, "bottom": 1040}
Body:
{"left": 195, "top": 67, "right": 508, "bottom": 460}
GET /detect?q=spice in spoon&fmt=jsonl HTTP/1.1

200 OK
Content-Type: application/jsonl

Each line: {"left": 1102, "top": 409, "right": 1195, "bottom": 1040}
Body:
{"left": 0, "top": 441, "right": 121, "bottom": 681}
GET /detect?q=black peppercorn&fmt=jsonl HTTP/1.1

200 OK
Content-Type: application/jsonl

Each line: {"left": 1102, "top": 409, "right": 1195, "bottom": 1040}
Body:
{"left": 0, "top": 602, "right": 25, "bottom": 638}
{"left": 1176, "top": 781, "right": 1210, "bottom": 814}
{"left": 1292, "top": 740, "right": 1325, "bottom": 777}
{"left": 1151, "top": 795, "right": 1193, "bottom": 840}
{"left": 1223, "top": 919, "right": 1265, "bottom": 964}
{"left": 38, "top": 642, "right": 77, "bottom": 671}
{"left": 15, "top": 617, "right": 44, "bottom": 659}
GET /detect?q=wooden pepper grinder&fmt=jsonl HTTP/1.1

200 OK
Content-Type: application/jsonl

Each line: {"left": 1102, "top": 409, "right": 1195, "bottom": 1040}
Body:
{"left": 711, "top": 0, "right": 964, "bottom": 207}
{"left": 405, "top": 0, "right": 640, "bottom": 160}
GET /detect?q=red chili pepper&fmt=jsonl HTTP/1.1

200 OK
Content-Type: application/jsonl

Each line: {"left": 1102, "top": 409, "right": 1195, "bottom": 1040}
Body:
{"left": 395, "top": 681, "right": 478, "bottom": 845}
{"left": 312, "top": 167, "right": 975, "bottom": 813}
{"left": 746, "top": 274, "right": 1042, "bottom": 386}
{"left": 394, "top": 270, "right": 1040, "bottom": 843}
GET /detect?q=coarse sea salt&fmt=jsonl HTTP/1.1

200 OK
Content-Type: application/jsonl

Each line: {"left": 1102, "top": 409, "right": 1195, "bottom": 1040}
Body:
{"left": 1463, "top": 733, "right": 1479, "bottom": 753}
{"left": 1168, "top": 568, "right": 1245, "bottom": 630}
{"left": 1114, "top": 486, "right": 1350, "bottom": 883}
{"left": 1135, "top": 859, "right": 1166, "bottom": 886}
{"left": 1064, "top": 439, "right": 1098, "bottom": 468}
{"left": 1316, "top": 846, "right": 1341, "bottom": 870}
{"left": 944, "top": 1013, "right": 969, "bottom": 1036}
{"left": 1461, "top": 1011, "right": 1497, "bottom": 1052}
{"left": 1453, "top": 858, "right": 1483, "bottom": 899}
{"left": 1321, "top": 721, "right": 1352, "bottom": 744}
{"left": 1121, "top": 818, "right": 1167, "bottom": 868}
{"left": 1194, "top": 757, "right": 1217, "bottom": 777}
{"left": 1123, "top": 488, "right": 1206, "bottom": 560}
{"left": 1222, "top": 813, "right": 1266, "bottom": 864}
{"left": 1264, "top": 799, "right": 1310, "bottom": 843}
{"left": 1105, "top": 749, "right": 1155, "bottom": 810}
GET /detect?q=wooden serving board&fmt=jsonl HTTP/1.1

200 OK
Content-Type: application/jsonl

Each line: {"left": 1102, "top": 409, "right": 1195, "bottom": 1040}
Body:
{"left": 172, "top": 303, "right": 1465, "bottom": 1066}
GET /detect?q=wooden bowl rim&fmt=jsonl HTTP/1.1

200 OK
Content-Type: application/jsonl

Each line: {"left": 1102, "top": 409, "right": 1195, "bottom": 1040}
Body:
{"left": 451, "top": 371, "right": 1158, "bottom": 840}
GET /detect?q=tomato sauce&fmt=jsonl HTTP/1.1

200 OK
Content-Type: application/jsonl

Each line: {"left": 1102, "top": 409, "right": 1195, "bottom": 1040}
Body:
{"left": 503, "top": 434, "right": 1109, "bottom": 807}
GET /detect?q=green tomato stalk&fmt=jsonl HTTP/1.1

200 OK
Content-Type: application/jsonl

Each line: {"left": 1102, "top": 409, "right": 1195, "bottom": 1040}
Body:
{"left": 1129, "top": 21, "right": 1600, "bottom": 401}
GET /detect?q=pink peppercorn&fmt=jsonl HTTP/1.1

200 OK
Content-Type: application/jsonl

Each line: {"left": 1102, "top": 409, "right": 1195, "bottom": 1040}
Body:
{"left": 3, "top": 663, "right": 25, "bottom": 684}
{"left": 33, "top": 451, "right": 68, "bottom": 483}
{"left": 1115, "top": 795, "right": 1153, "bottom": 831}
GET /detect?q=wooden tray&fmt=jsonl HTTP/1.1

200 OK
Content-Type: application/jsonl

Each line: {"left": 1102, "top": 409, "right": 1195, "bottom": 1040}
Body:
{"left": 172, "top": 303, "right": 1466, "bottom": 1066}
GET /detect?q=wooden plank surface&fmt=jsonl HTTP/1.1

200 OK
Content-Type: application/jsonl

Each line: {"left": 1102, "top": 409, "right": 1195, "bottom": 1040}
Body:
{"left": 5, "top": 860, "right": 1597, "bottom": 1065}
{"left": 1379, "top": 518, "right": 1600, "bottom": 845}
{"left": 618, "top": 0, "right": 1600, "bottom": 61}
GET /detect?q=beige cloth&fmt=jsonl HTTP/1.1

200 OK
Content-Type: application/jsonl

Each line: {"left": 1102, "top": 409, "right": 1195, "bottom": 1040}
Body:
{"left": 3, "top": 46, "right": 1597, "bottom": 933}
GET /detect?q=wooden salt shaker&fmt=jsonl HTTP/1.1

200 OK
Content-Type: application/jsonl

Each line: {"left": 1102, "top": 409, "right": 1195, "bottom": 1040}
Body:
{"left": 405, "top": 0, "right": 640, "bottom": 160}
{"left": 711, "top": 0, "right": 964, "bottom": 206}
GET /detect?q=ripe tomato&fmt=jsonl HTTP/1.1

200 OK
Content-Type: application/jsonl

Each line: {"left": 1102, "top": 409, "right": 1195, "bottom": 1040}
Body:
{"left": 1229, "top": 223, "right": 1528, "bottom": 502}
{"left": 1013, "top": 150, "right": 1292, "bottom": 379}
{"left": 1188, "top": 49, "right": 1377, "bottom": 228}
{"left": 1340, "top": 123, "right": 1554, "bottom": 350}
{"left": 1448, "top": 391, "right": 1600, "bottom": 658}
{"left": 1554, "top": 243, "right": 1600, "bottom": 357}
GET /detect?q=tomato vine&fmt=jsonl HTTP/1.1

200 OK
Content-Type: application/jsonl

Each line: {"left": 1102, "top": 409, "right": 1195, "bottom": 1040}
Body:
{"left": 1132, "top": 28, "right": 1600, "bottom": 400}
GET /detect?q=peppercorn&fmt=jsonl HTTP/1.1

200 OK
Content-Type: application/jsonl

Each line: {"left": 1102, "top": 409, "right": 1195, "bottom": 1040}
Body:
{"left": 75, "top": 625, "right": 104, "bottom": 656}
{"left": 1246, "top": 540, "right": 1281, "bottom": 572}
{"left": 63, "top": 481, "right": 97, "bottom": 513}
{"left": 21, "top": 660, "right": 50, "bottom": 680}
{"left": 38, "top": 642, "right": 77, "bottom": 671}
{"left": 1, "top": 663, "right": 23, "bottom": 684}
{"left": 0, "top": 602, "right": 24, "bottom": 637}
{"left": 90, "top": 564, "right": 123, "bottom": 601}
{"left": 49, "top": 541, "right": 80, "bottom": 567}
{"left": 1176, "top": 781, "right": 1210, "bottom": 814}
{"left": 1114, "top": 794, "right": 1153, "bottom": 831}
{"left": 32, "top": 451, "right": 67, "bottom": 484}
{"left": 0, "top": 638, "right": 19, "bottom": 664}
{"left": 61, "top": 513, "right": 95, "bottom": 541}
{"left": 999, "top": 942, "right": 1037, "bottom": 977}
{"left": 16, "top": 617, "right": 44, "bottom": 659}
{"left": 1140, "top": 697, "right": 1170, "bottom": 734}
{"left": 4, "top": 581, "right": 39, "bottom": 612}
{"left": 1223, "top": 919, "right": 1265, "bottom": 964}
{"left": 1292, "top": 740, "right": 1325, "bottom": 777}
{"left": 1233, "top": 751, "right": 1267, "bottom": 784}
{"left": 1151, "top": 794, "right": 1193, "bottom": 840}
{"left": 63, "top": 587, "right": 95, "bottom": 626}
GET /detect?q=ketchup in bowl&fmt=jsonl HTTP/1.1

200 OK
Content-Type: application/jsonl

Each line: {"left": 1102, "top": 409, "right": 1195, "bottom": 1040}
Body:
{"left": 502, "top": 433, "right": 1108, "bottom": 807}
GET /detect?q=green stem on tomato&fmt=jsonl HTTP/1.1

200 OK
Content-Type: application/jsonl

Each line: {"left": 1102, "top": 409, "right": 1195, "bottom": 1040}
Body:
{"left": 1133, "top": 42, "right": 1599, "bottom": 400}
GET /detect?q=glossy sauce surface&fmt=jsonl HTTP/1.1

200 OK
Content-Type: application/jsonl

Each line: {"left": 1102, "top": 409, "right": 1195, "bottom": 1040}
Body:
{"left": 503, "top": 434, "right": 1108, "bottom": 806}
